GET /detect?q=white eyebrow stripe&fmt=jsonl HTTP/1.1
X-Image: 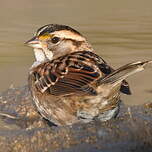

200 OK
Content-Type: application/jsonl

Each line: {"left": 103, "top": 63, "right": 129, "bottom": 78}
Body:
{"left": 52, "top": 30, "right": 86, "bottom": 41}
{"left": 37, "top": 25, "right": 50, "bottom": 36}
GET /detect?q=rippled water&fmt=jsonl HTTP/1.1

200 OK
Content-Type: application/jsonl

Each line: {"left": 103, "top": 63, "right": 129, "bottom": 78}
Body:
{"left": 0, "top": 0, "right": 152, "bottom": 105}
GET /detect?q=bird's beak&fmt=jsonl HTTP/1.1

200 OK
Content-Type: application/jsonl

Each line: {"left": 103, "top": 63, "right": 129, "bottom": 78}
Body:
{"left": 24, "top": 36, "right": 42, "bottom": 49}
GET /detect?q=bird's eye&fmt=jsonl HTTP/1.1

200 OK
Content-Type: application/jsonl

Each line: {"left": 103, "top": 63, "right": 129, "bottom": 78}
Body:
{"left": 51, "top": 37, "right": 60, "bottom": 44}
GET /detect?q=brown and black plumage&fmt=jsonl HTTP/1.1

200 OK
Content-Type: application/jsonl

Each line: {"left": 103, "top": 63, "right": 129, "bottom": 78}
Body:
{"left": 25, "top": 24, "right": 151, "bottom": 126}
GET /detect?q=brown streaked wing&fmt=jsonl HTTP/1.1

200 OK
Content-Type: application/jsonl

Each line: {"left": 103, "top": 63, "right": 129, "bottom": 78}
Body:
{"left": 48, "top": 64, "right": 100, "bottom": 96}
{"left": 32, "top": 51, "right": 104, "bottom": 96}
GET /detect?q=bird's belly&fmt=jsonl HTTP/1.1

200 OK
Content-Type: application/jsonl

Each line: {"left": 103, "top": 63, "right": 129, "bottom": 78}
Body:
{"left": 31, "top": 87, "right": 120, "bottom": 126}
{"left": 32, "top": 92, "right": 80, "bottom": 126}
{"left": 74, "top": 92, "right": 120, "bottom": 121}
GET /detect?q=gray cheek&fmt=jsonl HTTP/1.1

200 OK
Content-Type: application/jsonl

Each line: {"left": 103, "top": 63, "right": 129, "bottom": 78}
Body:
{"left": 42, "top": 48, "right": 53, "bottom": 60}
{"left": 58, "top": 41, "right": 72, "bottom": 51}
{"left": 51, "top": 43, "right": 64, "bottom": 53}
{"left": 48, "top": 41, "right": 73, "bottom": 58}
{"left": 47, "top": 42, "right": 53, "bottom": 50}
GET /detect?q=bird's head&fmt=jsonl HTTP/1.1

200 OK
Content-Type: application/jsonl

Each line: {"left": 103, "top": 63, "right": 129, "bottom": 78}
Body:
{"left": 25, "top": 24, "right": 93, "bottom": 62}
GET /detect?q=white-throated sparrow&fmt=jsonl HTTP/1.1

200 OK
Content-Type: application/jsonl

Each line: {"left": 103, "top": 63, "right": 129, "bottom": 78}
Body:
{"left": 25, "top": 24, "right": 151, "bottom": 126}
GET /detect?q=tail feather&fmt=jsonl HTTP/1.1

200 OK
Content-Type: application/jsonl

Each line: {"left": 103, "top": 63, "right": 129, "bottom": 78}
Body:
{"left": 97, "top": 60, "right": 152, "bottom": 86}
{"left": 120, "top": 80, "right": 132, "bottom": 95}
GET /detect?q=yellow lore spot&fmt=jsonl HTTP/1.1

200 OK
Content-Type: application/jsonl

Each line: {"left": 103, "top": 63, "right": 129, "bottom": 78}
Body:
{"left": 39, "top": 34, "right": 52, "bottom": 40}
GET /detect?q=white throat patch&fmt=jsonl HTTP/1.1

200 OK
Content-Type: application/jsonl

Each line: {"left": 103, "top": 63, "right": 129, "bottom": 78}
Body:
{"left": 34, "top": 48, "right": 46, "bottom": 62}
{"left": 31, "top": 48, "right": 53, "bottom": 68}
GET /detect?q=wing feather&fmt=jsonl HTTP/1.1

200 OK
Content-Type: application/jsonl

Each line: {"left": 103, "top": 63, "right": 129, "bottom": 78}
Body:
{"left": 31, "top": 51, "right": 105, "bottom": 95}
{"left": 31, "top": 51, "right": 131, "bottom": 96}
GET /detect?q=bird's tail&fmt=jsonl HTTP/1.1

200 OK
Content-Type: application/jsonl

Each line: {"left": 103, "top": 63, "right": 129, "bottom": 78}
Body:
{"left": 97, "top": 60, "right": 152, "bottom": 87}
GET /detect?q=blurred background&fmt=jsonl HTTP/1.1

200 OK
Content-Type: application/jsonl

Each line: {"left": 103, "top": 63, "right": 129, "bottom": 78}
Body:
{"left": 0, "top": 0, "right": 152, "bottom": 105}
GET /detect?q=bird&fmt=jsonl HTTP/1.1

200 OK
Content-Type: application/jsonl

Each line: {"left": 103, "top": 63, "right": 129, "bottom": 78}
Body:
{"left": 25, "top": 24, "right": 151, "bottom": 126}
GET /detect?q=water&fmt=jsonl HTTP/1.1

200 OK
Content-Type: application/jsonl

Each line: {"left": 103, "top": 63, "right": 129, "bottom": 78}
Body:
{"left": 0, "top": 0, "right": 152, "bottom": 105}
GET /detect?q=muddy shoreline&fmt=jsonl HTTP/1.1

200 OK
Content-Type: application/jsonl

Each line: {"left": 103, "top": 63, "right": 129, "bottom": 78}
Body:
{"left": 0, "top": 86, "right": 152, "bottom": 152}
